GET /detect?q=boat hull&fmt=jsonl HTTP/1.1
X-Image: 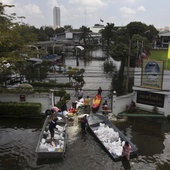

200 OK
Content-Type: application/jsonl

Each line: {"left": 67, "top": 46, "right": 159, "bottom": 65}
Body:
{"left": 92, "top": 95, "right": 101, "bottom": 110}
{"left": 35, "top": 114, "right": 67, "bottom": 159}
{"left": 87, "top": 114, "right": 138, "bottom": 161}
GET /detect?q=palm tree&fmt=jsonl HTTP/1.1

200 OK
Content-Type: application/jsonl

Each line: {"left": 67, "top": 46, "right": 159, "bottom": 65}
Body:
{"left": 79, "top": 26, "right": 92, "bottom": 46}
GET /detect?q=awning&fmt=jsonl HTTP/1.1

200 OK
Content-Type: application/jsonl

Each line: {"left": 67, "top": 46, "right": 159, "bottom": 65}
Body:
{"left": 76, "top": 46, "right": 84, "bottom": 50}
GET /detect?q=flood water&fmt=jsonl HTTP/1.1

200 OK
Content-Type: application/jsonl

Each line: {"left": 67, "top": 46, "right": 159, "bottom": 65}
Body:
{"left": 1, "top": 117, "right": 170, "bottom": 170}
{"left": 1, "top": 50, "right": 170, "bottom": 170}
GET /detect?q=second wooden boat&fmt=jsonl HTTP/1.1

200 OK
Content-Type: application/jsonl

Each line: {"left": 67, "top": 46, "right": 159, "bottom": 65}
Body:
{"left": 92, "top": 95, "right": 101, "bottom": 111}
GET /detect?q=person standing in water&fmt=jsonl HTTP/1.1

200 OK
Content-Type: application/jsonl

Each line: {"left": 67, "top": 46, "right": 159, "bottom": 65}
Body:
{"left": 80, "top": 115, "right": 88, "bottom": 132}
{"left": 122, "top": 141, "right": 131, "bottom": 160}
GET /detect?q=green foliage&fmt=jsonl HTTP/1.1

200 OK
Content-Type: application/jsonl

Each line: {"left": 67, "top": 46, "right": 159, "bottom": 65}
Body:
{"left": 66, "top": 67, "right": 85, "bottom": 86}
{"left": 79, "top": 68, "right": 85, "bottom": 73}
{"left": 110, "top": 43, "right": 128, "bottom": 94}
{"left": 31, "top": 82, "right": 72, "bottom": 88}
{"left": 0, "top": 3, "right": 37, "bottom": 58}
{"left": 110, "top": 43, "right": 129, "bottom": 61}
{"left": 68, "top": 66, "right": 72, "bottom": 70}
{"left": 0, "top": 102, "right": 41, "bottom": 115}
{"left": 54, "top": 90, "right": 70, "bottom": 108}
{"left": 127, "top": 22, "right": 147, "bottom": 38}
{"left": 79, "top": 26, "right": 92, "bottom": 46}
{"left": 34, "top": 89, "right": 49, "bottom": 93}
{"left": 101, "top": 23, "right": 116, "bottom": 47}
{"left": 23, "top": 60, "right": 49, "bottom": 83}
{"left": 55, "top": 94, "right": 70, "bottom": 108}
{"left": 66, "top": 70, "right": 74, "bottom": 77}
{"left": 72, "top": 67, "right": 79, "bottom": 71}
{"left": 103, "top": 61, "right": 117, "bottom": 73}
{"left": 54, "top": 89, "right": 67, "bottom": 97}
{"left": 64, "top": 25, "right": 73, "bottom": 31}
{"left": 16, "top": 83, "right": 34, "bottom": 93}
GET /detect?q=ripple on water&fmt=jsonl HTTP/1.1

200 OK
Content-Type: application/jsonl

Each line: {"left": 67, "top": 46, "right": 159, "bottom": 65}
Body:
{"left": 0, "top": 128, "right": 40, "bottom": 170}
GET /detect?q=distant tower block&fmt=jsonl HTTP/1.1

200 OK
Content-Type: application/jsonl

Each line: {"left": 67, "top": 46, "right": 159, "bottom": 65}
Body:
{"left": 53, "top": 6, "right": 60, "bottom": 28}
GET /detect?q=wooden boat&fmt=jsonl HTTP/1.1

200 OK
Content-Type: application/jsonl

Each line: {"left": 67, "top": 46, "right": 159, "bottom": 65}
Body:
{"left": 87, "top": 114, "right": 138, "bottom": 161}
{"left": 92, "top": 95, "right": 101, "bottom": 111}
{"left": 35, "top": 114, "right": 67, "bottom": 159}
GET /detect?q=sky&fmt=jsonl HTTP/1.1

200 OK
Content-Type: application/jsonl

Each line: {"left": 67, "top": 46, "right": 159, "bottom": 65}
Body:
{"left": 0, "top": 0, "right": 170, "bottom": 29}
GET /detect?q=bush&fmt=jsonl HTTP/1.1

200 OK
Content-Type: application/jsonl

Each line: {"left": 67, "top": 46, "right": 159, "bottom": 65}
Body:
{"left": 103, "top": 61, "right": 117, "bottom": 73}
{"left": 68, "top": 66, "right": 72, "bottom": 70}
{"left": 54, "top": 89, "right": 66, "bottom": 97}
{"left": 54, "top": 89, "right": 70, "bottom": 108}
{"left": 34, "top": 89, "right": 50, "bottom": 93}
{"left": 54, "top": 89, "right": 70, "bottom": 101}
{"left": 31, "top": 82, "right": 72, "bottom": 88}
{"left": 0, "top": 102, "right": 41, "bottom": 116}
{"left": 16, "top": 83, "right": 34, "bottom": 93}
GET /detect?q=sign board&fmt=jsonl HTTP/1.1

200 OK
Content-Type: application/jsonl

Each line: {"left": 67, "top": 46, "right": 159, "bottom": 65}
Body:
{"left": 20, "top": 95, "right": 25, "bottom": 102}
{"left": 141, "top": 59, "right": 164, "bottom": 90}
{"left": 137, "top": 91, "right": 164, "bottom": 108}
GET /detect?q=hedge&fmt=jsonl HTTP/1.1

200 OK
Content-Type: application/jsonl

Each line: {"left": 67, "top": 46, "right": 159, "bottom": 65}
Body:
{"left": 0, "top": 102, "right": 41, "bottom": 116}
{"left": 31, "top": 82, "right": 72, "bottom": 88}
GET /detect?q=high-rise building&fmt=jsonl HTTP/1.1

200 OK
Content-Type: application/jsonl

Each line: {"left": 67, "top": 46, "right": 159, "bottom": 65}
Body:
{"left": 53, "top": 6, "right": 60, "bottom": 28}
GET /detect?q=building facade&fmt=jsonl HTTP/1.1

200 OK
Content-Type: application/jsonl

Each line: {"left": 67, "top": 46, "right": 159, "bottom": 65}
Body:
{"left": 53, "top": 6, "right": 60, "bottom": 28}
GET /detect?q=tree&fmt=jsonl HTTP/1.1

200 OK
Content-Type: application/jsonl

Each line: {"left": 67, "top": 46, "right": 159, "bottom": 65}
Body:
{"left": 109, "top": 43, "right": 128, "bottom": 94}
{"left": 126, "top": 22, "right": 148, "bottom": 39}
{"left": 101, "top": 23, "right": 116, "bottom": 49}
{"left": 79, "top": 26, "right": 92, "bottom": 46}
{"left": 64, "top": 25, "right": 73, "bottom": 31}
{"left": 0, "top": 2, "right": 39, "bottom": 86}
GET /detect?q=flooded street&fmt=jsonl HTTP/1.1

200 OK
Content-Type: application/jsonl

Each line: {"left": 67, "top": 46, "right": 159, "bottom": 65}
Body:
{"left": 1, "top": 117, "right": 170, "bottom": 170}
{"left": 0, "top": 51, "right": 170, "bottom": 170}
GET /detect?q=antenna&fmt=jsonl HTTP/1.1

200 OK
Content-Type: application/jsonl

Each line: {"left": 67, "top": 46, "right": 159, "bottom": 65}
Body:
{"left": 84, "top": 8, "right": 87, "bottom": 26}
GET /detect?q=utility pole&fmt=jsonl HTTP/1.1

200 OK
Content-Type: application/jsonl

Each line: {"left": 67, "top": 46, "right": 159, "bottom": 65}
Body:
{"left": 126, "top": 39, "right": 131, "bottom": 93}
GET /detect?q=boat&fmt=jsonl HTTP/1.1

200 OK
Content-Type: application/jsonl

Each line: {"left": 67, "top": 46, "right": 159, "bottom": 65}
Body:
{"left": 92, "top": 95, "right": 101, "bottom": 111}
{"left": 87, "top": 114, "right": 138, "bottom": 161}
{"left": 35, "top": 114, "right": 67, "bottom": 159}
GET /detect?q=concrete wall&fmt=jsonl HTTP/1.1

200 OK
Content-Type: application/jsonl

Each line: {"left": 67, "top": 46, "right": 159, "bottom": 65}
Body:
{"left": 112, "top": 91, "right": 170, "bottom": 116}
{"left": 133, "top": 90, "right": 166, "bottom": 115}
{"left": 0, "top": 92, "right": 59, "bottom": 113}
{"left": 112, "top": 93, "right": 135, "bottom": 116}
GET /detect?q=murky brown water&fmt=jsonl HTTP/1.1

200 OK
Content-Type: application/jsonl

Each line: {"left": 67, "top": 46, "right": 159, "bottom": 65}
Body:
{"left": 0, "top": 117, "right": 170, "bottom": 170}
{"left": 1, "top": 51, "right": 170, "bottom": 170}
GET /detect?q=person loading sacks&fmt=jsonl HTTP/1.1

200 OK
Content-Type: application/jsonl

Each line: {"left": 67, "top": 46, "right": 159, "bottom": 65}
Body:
{"left": 49, "top": 117, "right": 58, "bottom": 145}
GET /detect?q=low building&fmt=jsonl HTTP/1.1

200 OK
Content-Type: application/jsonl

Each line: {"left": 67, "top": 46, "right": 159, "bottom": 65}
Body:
{"left": 158, "top": 30, "right": 170, "bottom": 48}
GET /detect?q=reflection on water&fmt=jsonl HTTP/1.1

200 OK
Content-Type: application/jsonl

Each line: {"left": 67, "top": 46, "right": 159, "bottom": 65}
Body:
{"left": 87, "top": 49, "right": 107, "bottom": 58}
{"left": 0, "top": 117, "right": 170, "bottom": 170}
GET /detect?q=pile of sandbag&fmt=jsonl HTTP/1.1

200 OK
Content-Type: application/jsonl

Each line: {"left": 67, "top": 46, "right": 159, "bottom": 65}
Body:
{"left": 94, "top": 123, "right": 125, "bottom": 156}
{"left": 39, "top": 124, "right": 65, "bottom": 152}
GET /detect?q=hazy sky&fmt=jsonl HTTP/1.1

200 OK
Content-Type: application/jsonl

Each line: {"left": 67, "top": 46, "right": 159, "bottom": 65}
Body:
{"left": 0, "top": 0, "right": 169, "bottom": 29}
